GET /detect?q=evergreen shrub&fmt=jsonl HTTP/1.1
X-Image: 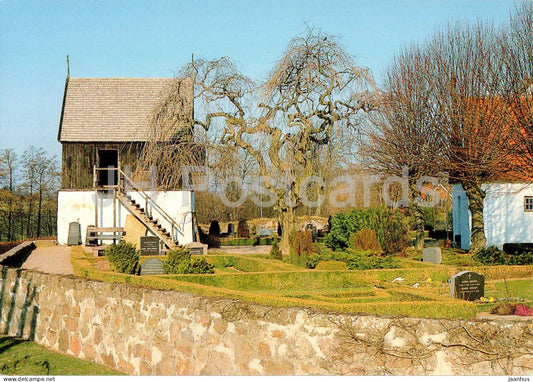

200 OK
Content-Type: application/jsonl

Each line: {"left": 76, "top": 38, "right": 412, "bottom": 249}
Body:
{"left": 237, "top": 219, "right": 250, "bottom": 238}
{"left": 105, "top": 241, "right": 139, "bottom": 274}
{"left": 474, "top": 246, "right": 533, "bottom": 265}
{"left": 164, "top": 246, "right": 214, "bottom": 274}
{"left": 208, "top": 220, "right": 221, "bottom": 236}
{"left": 269, "top": 241, "right": 283, "bottom": 260}
{"left": 325, "top": 207, "right": 409, "bottom": 255}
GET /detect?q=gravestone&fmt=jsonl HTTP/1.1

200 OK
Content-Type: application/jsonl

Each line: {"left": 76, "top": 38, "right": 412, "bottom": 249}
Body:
{"left": 186, "top": 242, "right": 208, "bottom": 256}
{"left": 227, "top": 223, "right": 235, "bottom": 235}
{"left": 260, "top": 228, "right": 273, "bottom": 237}
{"left": 422, "top": 247, "right": 442, "bottom": 264}
{"left": 450, "top": 271, "right": 485, "bottom": 301}
{"left": 67, "top": 222, "right": 81, "bottom": 245}
{"left": 140, "top": 258, "right": 166, "bottom": 276}
{"left": 189, "top": 247, "right": 203, "bottom": 255}
{"left": 140, "top": 236, "right": 160, "bottom": 256}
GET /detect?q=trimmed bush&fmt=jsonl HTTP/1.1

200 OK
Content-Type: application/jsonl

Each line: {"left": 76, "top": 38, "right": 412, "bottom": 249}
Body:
{"left": 349, "top": 228, "right": 382, "bottom": 252}
{"left": 206, "top": 255, "right": 301, "bottom": 272}
{"left": 310, "top": 242, "right": 400, "bottom": 271}
{"left": 508, "top": 251, "right": 533, "bottom": 265}
{"left": 105, "top": 241, "right": 139, "bottom": 274}
{"left": 473, "top": 246, "right": 505, "bottom": 264}
{"left": 207, "top": 233, "right": 221, "bottom": 248}
{"left": 208, "top": 220, "right": 221, "bottom": 236}
{"left": 221, "top": 256, "right": 235, "bottom": 268}
{"left": 164, "top": 247, "right": 215, "bottom": 274}
{"left": 315, "top": 260, "right": 349, "bottom": 271}
{"left": 344, "top": 249, "right": 400, "bottom": 270}
{"left": 198, "top": 226, "right": 208, "bottom": 245}
{"left": 72, "top": 247, "right": 479, "bottom": 319}
{"left": 474, "top": 246, "right": 533, "bottom": 265}
{"left": 269, "top": 241, "right": 283, "bottom": 260}
{"left": 164, "top": 247, "right": 191, "bottom": 274}
{"left": 221, "top": 237, "right": 258, "bottom": 246}
{"left": 187, "top": 258, "right": 215, "bottom": 274}
{"left": 258, "top": 237, "right": 280, "bottom": 245}
{"left": 237, "top": 219, "right": 250, "bottom": 238}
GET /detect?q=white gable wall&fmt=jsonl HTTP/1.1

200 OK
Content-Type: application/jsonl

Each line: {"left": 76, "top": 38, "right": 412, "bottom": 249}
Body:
{"left": 58, "top": 190, "right": 195, "bottom": 246}
{"left": 452, "top": 183, "right": 533, "bottom": 251}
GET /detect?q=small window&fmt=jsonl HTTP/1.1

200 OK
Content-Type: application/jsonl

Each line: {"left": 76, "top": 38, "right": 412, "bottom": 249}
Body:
{"left": 525, "top": 196, "right": 533, "bottom": 212}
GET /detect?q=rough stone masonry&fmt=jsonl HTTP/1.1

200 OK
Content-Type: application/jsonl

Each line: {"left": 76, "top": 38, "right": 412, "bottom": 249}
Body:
{"left": 0, "top": 266, "right": 531, "bottom": 375}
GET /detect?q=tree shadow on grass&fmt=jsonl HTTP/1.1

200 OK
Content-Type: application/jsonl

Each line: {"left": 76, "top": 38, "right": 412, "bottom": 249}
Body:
{"left": 0, "top": 336, "right": 26, "bottom": 354}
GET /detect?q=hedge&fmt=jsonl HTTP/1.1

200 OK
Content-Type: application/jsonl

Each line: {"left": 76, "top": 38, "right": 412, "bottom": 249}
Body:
{"left": 69, "top": 246, "right": 496, "bottom": 319}
{"left": 220, "top": 237, "right": 280, "bottom": 246}
{"left": 220, "top": 238, "right": 257, "bottom": 246}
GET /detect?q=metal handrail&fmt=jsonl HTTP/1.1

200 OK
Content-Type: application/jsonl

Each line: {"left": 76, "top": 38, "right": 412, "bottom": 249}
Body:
{"left": 118, "top": 169, "right": 184, "bottom": 240}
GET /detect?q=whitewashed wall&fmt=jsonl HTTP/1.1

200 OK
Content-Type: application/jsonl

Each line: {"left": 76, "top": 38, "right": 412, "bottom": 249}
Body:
{"left": 453, "top": 183, "right": 533, "bottom": 251}
{"left": 57, "top": 190, "right": 195, "bottom": 246}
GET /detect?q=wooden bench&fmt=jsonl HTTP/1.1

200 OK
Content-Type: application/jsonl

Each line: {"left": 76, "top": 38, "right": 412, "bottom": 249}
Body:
{"left": 86, "top": 227, "right": 126, "bottom": 246}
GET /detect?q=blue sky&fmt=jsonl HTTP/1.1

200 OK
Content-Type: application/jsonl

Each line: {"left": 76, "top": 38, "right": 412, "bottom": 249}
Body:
{"left": 0, "top": 0, "right": 515, "bottom": 159}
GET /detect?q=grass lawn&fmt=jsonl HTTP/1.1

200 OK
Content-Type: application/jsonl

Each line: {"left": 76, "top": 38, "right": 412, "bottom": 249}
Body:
{"left": 0, "top": 336, "right": 122, "bottom": 375}
{"left": 72, "top": 245, "right": 533, "bottom": 320}
{"left": 486, "top": 278, "right": 533, "bottom": 300}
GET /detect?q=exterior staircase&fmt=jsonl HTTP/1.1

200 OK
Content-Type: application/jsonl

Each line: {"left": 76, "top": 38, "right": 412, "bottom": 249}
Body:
{"left": 114, "top": 169, "right": 184, "bottom": 250}
{"left": 116, "top": 191, "right": 179, "bottom": 249}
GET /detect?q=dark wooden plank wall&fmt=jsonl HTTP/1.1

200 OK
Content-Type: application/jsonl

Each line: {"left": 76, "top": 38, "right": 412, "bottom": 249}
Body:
{"left": 61, "top": 142, "right": 145, "bottom": 190}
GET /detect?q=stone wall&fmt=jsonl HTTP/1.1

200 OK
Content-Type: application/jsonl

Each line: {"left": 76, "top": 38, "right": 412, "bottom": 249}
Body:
{"left": 0, "top": 266, "right": 531, "bottom": 375}
{"left": 0, "top": 241, "right": 35, "bottom": 267}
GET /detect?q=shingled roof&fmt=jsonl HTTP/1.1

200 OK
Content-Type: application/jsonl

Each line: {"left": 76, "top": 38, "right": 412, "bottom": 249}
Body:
{"left": 58, "top": 77, "right": 193, "bottom": 142}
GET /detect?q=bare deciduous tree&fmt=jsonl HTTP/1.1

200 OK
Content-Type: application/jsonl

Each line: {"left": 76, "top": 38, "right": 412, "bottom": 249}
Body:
{"left": 362, "top": 44, "right": 446, "bottom": 248}
{"left": 364, "top": 21, "right": 517, "bottom": 252}
{"left": 0, "top": 149, "right": 18, "bottom": 240}
{"left": 501, "top": 2, "right": 533, "bottom": 178}
{"left": 138, "top": 78, "right": 205, "bottom": 190}
{"left": 21, "top": 146, "right": 59, "bottom": 238}
{"left": 181, "top": 30, "right": 374, "bottom": 252}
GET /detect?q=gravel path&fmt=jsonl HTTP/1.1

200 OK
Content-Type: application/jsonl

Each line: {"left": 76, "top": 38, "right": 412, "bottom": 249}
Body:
{"left": 21, "top": 245, "right": 74, "bottom": 275}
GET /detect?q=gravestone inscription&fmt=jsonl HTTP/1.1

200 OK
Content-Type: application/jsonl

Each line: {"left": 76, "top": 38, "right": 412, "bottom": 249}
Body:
{"left": 189, "top": 247, "right": 203, "bottom": 255}
{"left": 140, "top": 258, "right": 166, "bottom": 275}
{"left": 140, "top": 236, "right": 160, "bottom": 256}
{"left": 450, "top": 271, "right": 484, "bottom": 301}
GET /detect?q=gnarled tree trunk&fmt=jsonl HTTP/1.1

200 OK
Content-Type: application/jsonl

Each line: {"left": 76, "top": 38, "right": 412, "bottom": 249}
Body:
{"left": 463, "top": 181, "right": 486, "bottom": 253}
{"left": 411, "top": 201, "right": 425, "bottom": 250}
{"left": 279, "top": 205, "right": 297, "bottom": 255}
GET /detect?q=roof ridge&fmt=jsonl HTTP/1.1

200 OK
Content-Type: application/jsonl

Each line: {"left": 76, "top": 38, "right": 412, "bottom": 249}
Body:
{"left": 68, "top": 77, "right": 180, "bottom": 80}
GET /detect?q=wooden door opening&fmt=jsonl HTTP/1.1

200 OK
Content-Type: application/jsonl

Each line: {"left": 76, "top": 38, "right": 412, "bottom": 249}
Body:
{"left": 98, "top": 149, "right": 119, "bottom": 187}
